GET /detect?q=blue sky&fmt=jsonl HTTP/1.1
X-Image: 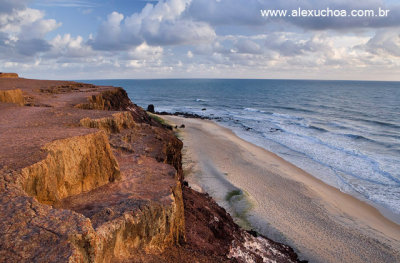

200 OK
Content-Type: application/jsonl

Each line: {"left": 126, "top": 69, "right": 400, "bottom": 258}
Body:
{"left": 0, "top": 0, "right": 399, "bottom": 80}
{"left": 31, "top": 1, "right": 150, "bottom": 39}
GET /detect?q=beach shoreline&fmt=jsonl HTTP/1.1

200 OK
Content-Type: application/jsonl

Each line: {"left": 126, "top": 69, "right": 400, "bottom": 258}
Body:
{"left": 163, "top": 115, "right": 400, "bottom": 263}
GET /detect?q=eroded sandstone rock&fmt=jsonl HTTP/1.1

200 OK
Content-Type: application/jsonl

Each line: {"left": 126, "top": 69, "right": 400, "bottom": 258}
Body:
{"left": 80, "top": 112, "right": 137, "bottom": 134}
{"left": 0, "top": 73, "right": 18, "bottom": 78}
{"left": 20, "top": 131, "right": 120, "bottom": 205}
{"left": 75, "top": 88, "right": 132, "bottom": 111}
{"left": 0, "top": 89, "right": 24, "bottom": 106}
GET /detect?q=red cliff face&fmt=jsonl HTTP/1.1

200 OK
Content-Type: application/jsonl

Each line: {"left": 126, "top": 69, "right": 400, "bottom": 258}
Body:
{"left": 0, "top": 72, "right": 19, "bottom": 78}
{"left": 0, "top": 77, "right": 301, "bottom": 263}
{"left": 0, "top": 78, "right": 185, "bottom": 262}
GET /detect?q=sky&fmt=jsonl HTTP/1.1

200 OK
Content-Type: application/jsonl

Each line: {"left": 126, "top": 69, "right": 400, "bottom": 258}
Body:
{"left": 0, "top": 0, "right": 399, "bottom": 80}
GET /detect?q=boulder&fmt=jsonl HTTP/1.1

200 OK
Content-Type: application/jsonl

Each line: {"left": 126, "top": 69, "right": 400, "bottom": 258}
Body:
{"left": 147, "top": 104, "right": 155, "bottom": 113}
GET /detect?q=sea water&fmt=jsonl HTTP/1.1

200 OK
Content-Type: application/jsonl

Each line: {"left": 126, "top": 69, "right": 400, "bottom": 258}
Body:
{"left": 84, "top": 79, "right": 400, "bottom": 220}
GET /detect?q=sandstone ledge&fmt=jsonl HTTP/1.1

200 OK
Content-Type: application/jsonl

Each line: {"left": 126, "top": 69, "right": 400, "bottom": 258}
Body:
{"left": 0, "top": 89, "right": 24, "bottom": 106}
{"left": 21, "top": 131, "right": 121, "bottom": 205}
{"left": 0, "top": 73, "right": 18, "bottom": 78}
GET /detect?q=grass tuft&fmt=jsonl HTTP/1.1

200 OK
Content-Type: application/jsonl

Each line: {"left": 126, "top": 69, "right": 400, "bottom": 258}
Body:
{"left": 147, "top": 112, "right": 168, "bottom": 126}
{"left": 225, "top": 189, "right": 242, "bottom": 202}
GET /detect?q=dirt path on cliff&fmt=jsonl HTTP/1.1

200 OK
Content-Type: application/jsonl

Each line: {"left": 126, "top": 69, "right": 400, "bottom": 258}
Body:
{"left": 163, "top": 115, "right": 400, "bottom": 263}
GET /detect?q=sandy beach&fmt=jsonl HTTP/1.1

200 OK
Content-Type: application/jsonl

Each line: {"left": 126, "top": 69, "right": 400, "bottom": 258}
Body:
{"left": 163, "top": 115, "right": 400, "bottom": 263}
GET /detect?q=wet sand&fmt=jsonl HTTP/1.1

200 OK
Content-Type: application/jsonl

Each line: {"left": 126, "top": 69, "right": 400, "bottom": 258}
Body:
{"left": 163, "top": 115, "right": 400, "bottom": 263}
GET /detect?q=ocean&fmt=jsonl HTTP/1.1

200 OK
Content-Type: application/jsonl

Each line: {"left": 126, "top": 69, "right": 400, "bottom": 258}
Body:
{"left": 84, "top": 79, "right": 400, "bottom": 221}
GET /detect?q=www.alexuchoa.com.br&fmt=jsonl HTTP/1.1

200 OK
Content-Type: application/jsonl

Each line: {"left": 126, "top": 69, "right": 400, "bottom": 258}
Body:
{"left": 260, "top": 7, "right": 390, "bottom": 18}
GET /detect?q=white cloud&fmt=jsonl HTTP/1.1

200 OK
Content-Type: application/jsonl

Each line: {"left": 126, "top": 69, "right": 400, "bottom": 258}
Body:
{"left": 20, "top": 16, "right": 60, "bottom": 39}
{"left": 91, "top": 12, "right": 127, "bottom": 50}
{"left": 128, "top": 42, "right": 163, "bottom": 60}
{"left": 234, "top": 39, "right": 262, "bottom": 54}
{"left": 365, "top": 29, "right": 400, "bottom": 57}
{"left": 91, "top": 0, "right": 215, "bottom": 50}
{"left": 142, "top": 19, "right": 215, "bottom": 45}
{"left": 187, "top": 0, "right": 400, "bottom": 30}
{"left": 0, "top": 8, "right": 44, "bottom": 33}
{"left": 0, "top": 6, "right": 60, "bottom": 57}
{"left": 48, "top": 34, "right": 94, "bottom": 58}
{"left": 1, "top": 0, "right": 399, "bottom": 80}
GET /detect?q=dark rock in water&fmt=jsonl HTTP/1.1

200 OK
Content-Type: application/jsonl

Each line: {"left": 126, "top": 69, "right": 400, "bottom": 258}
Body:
{"left": 157, "top": 111, "right": 211, "bottom": 120}
{"left": 147, "top": 104, "right": 155, "bottom": 113}
{"left": 270, "top": 128, "right": 282, "bottom": 132}
{"left": 202, "top": 108, "right": 206, "bottom": 111}
{"left": 180, "top": 124, "right": 185, "bottom": 129}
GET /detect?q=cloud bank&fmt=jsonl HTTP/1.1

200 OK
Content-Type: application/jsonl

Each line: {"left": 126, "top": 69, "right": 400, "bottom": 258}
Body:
{"left": 0, "top": 0, "right": 399, "bottom": 80}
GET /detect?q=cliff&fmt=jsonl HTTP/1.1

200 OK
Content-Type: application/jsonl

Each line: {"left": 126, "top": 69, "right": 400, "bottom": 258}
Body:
{"left": 75, "top": 88, "right": 132, "bottom": 111}
{"left": 0, "top": 73, "right": 19, "bottom": 78}
{"left": 0, "top": 78, "right": 184, "bottom": 262}
{"left": 0, "top": 77, "right": 301, "bottom": 262}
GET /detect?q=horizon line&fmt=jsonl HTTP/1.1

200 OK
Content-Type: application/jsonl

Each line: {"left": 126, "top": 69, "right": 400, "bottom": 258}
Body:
{"left": 66, "top": 77, "right": 400, "bottom": 83}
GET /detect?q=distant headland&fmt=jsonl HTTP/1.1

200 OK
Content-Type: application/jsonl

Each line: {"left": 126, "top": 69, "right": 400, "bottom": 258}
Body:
{"left": 0, "top": 72, "right": 19, "bottom": 78}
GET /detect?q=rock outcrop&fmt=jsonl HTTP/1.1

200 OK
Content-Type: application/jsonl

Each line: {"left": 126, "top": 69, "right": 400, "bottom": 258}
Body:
{"left": 80, "top": 112, "right": 137, "bottom": 134}
{"left": 0, "top": 72, "right": 18, "bottom": 78}
{"left": 21, "top": 131, "right": 120, "bottom": 205}
{"left": 0, "top": 89, "right": 24, "bottom": 106}
{"left": 75, "top": 88, "right": 133, "bottom": 111}
{"left": 147, "top": 104, "right": 155, "bottom": 113}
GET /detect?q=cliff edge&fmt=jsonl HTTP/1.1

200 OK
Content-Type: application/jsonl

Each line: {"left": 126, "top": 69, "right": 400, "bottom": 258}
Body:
{"left": 0, "top": 73, "right": 19, "bottom": 78}
{"left": 0, "top": 77, "right": 302, "bottom": 262}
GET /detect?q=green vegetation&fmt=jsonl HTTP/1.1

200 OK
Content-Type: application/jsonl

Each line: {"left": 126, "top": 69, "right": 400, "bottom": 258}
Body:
{"left": 147, "top": 112, "right": 183, "bottom": 140}
{"left": 175, "top": 130, "right": 183, "bottom": 139}
{"left": 147, "top": 112, "right": 169, "bottom": 126}
{"left": 225, "top": 189, "right": 255, "bottom": 230}
{"left": 225, "top": 189, "right": 242, "bottom": 202}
